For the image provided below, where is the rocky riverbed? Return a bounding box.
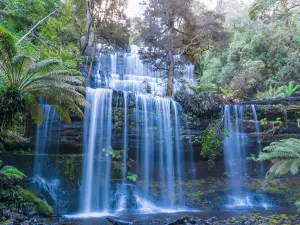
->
[32,208,298,225]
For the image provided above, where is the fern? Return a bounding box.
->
[256,86,285,100]
[0,26,88,124]
[282,81,300,97]
[258,139,300,179]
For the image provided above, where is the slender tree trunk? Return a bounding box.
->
[81,0,92,55]
[23,114,30,137]
[285,15,293,44]
[166,9,176,97]
[166,50,174,97]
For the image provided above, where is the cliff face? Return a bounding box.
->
[26,103,300,157]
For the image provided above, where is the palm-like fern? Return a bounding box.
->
[258,139,300,179]
[0,26,88,125]
[256,86,285,100]
[189,83,218,93]
[282,81,300,97]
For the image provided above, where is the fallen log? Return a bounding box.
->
[240,97,300,105]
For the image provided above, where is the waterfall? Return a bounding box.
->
[251,105,265,179]
[223,105,247,196]
[81,88,113,213]
[79,45,194,215]
[223,105,270,209]
[34,104,60,177]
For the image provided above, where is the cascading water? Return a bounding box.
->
[81,88,113,213]
[251,105,265,177]
[223,105,248,197]
[33,104,61,207]
[223,105,271,209]
[34,104,60,177]
[79,45,195,216]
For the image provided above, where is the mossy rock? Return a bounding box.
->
[0,187,53,216]
[19,189,53,216]
[0,166,26,180]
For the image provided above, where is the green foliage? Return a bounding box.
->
[256,86,285,100]
[102,147,122,159]
[257,138,300,179]
[200,127,223,168]
[126,172,138,182]
[189,83,218,94]
[0,165,26,181]
[60,156,77,180]
[281,81,300,97]
[0,26,88,127]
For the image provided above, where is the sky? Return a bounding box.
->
[126,0,253,18]
[126,0,219,18]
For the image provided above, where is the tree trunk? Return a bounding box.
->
[166,50,174,97]
[240,97,300,105]
[81,0,92,55]
[23,114,30,137]
[166,9,176,97]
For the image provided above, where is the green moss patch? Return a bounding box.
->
[0,187,53,216]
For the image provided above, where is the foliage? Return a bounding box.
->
[126,172,137,182]
[256,81,300,100]
[256,86,285,100]
[0,165,26,181]
[0,26,88,128]
[257,138,300,179]
[200,127,224,169]
[281,81,300,97]
[102,146,122,159]
[0,187,53,216]
[174,90,224,116]
[189,83,218,94]
[139,0,227,96]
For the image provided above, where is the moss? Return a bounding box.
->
[19,188,53,216]
[0,219,13,225]
[192,191,204,197]
[0,187,53,216]
[0,165,26,180]
[264,186,283,194]
[59,156,77,180]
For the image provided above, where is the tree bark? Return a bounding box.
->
[80,0,92,55]
[23,114,30,137]
[166,50,174,96]
[240,97,300,105]
[166,9,176,97]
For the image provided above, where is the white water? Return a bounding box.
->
[81,88,113,213]
[79,45,195,216]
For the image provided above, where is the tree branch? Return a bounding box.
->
[16,7,61,46]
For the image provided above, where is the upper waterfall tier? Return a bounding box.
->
[89,45,195,95]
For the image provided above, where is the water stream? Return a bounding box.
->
[79,45,195,215]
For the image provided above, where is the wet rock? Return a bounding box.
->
[106,217,134,225]
[23,208,37,218]
[0,206,10,219]
[10,212,27,223]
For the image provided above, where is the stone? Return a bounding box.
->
[23,208,37,218]
[106,217,134,225]
[0,206,11,219]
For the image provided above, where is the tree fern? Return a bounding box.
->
[258,139,300,179]
[0,26,88,126]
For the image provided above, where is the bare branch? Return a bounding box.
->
[17,7,62,45]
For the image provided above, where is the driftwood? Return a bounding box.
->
[106,218,133,225]
[240,97,300,105]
